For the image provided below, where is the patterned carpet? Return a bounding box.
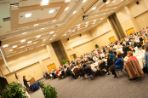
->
[30,73,148,98]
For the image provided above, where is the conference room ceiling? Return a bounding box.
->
[0,0,134,57]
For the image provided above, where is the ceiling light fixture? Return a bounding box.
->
[24,13,32,18]
[41,28,45,30]
[22,32,27,35]
[85,21,89,24]
[40,0,50,6]
[20,39,26,43]
[106,0,110,4]
[36,35,41,38]
[43,39,47,42]
[9,49,13,52]
[100,18,104,20]
[65,7,69,11]
[63,33,67,36]
[12,45,18,48]
[33,24,39,27]
[49,31,55,34]
[65,0,71,3]
[92,6,97,10]
[72,10,77,14]
[2,44,9,48]
[52,20,57,23]
[48,9,56,14]
[82,0,87,3]
[20,46,25,48]
[27,41,32,44]
[53,34,56,37]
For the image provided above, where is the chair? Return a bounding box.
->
[115,68,123,77]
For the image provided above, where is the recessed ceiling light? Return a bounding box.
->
[22,32,27,35]
[82,0,87,3]
[63,33,67,36]
[27,41,32,44]
[36,35,41,38]
[92,6,97,10]
[100,18,104,20]
[77,24,81,27]
[24,13,32,18]
[2,44,9,48]
[41,28,45,30]
[92,19,97,24]
[72,10,77,14]
[9,49,13,52]
[106,0,110,4]
[40,0,49,6]
[93,19,97,22]
[65,7,69,11]
[12,45,18,48]
[85,24,88,27]
[33,24,39,27]
[52,20,57,23]
[85,21,89,24]
[20,39,26,43]
[43,39,47,42]
[65,0,71,3]
[19,46,25,48]
[53,34,56,37]
[49,31,55,34]
[48,9,56,14]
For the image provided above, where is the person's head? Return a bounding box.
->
[23,76,26,79]
[127,51,133,57]
[117,52,122,58]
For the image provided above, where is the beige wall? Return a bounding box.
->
[116,0,148,32]
[0,44,60,83]
[62,20,117,58]
[116,8,135,34]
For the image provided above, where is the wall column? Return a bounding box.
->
[108,13,125,40]
[0,41,11,73]
[51,40,68,65]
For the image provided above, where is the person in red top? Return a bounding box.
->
[124,51,144,80]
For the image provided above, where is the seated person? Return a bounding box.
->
[124,51,144,80]
[43,72,50,79]
[49,69,57,79]
[71,65,80,79]
[56,67,65,79]
[110,53,124,78]
[115,53,124,70]
[82,63,94,78]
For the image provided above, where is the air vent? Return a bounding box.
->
[3,17,10,22]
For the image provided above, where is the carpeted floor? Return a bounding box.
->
[30,73,148,98]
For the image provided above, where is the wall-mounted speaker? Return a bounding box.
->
[79,34,82,37]
[102,0,107,3]
[67,38,69,41]
[136,1,140,5]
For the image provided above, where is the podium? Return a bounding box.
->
[29,78,40,91]
[29,78,35,85]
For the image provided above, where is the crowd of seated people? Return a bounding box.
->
[44,27,148,80]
